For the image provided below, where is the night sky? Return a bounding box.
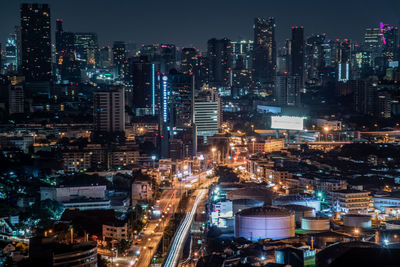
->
[1,0,400,50]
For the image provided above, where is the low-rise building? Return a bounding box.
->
[132,181,153,203]
[329,189,371,213]
[102,221,130,241]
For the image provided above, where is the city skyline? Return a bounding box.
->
[1,0,400,49]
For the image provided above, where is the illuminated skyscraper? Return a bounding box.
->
[291,26,305,86]
[55,19,80,82]
[159,71,195,158]
[112,41,127,80]
[231,40,253,70]
[194,89,221,139]
[3,33,18,73]
[127,56,156,116]
[20,3,51,82]
[207,38,232,88]
[305,34,326,86]
[99,46,112,69]
[181,48,197,74]
[74,32,98,69]
[252,17,276,88]
[160,44,176,73]
[380,23,398,63]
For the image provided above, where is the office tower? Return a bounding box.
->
[8,85,24,114]
[139,44,160,62]
[305,34,326,86]
[93,88,125,133]
[274,73,301,107]
[74,33,98,69]
[55,19,80,82]
[160,44,176,73]
[380,23,398,63]
[99,46,112,69]
[181,48,197,74]
[3,33,18,73]
[277,40,291,74]
[252,17,276,88]
[364,27,383,67]
[354,79,376,116]
[125,42,138,57]
[231,40,253,70]
[112,41,127,79]
[194,89,221,138]
[291,27,305,86]
[20,3,51,82]
[231,69,251,97]
[159,71,195,158]
[127,56,156,116]
[193,55,208,90]
[207,38,232,88]
[337,39,352,82]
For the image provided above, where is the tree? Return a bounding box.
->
[116,239,131,254]
[3,256,16,267]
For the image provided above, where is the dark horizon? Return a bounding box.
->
[1,0,400,50]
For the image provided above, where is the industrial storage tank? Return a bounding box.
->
[227,187,272,205]
[301,216,330,231]
[232,199,264,215]
[234,206,295,241]
[272,194,321,211]
[386,220,400,230]
[280,204,316,223]
[343,214,372,229]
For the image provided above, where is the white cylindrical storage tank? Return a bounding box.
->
[272,195,321,211]
[343,214,372,229]
[301,216,330,231]
[227,187,273,205]
[386,220,400,230]
[279,204,315,223]
[234,206,295,241]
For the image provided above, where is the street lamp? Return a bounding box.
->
[211,147,217,163]
[251,138,256,154]
[323,127,329,141]
[151,155,156,168]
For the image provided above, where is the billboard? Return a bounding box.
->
[271,116,305,131]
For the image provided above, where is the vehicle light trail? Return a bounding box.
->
[163,189,206,267]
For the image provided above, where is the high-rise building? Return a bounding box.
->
[3,33,18,73]
[252,17,276,88]
[274,73,301,107]
[20,3,51,82]
[194,89,221,138]
[99,46,112,69]
[380,23,398,63]
[93,88,125,133]
[207,38,232,88]
[159,71,195,158]
[305,34,326,86]
[55,19,80,82]
[181,48,197,74]
[160,44,176,73]
[127,56,156,116]
[74,33,98,69]
[112,41,127,80]
[231,40,253,70]
[193,54,208,90]
[364,27,383,67]
[291,27,305,86]
[337,39,352,81]
[8,85,24,114]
